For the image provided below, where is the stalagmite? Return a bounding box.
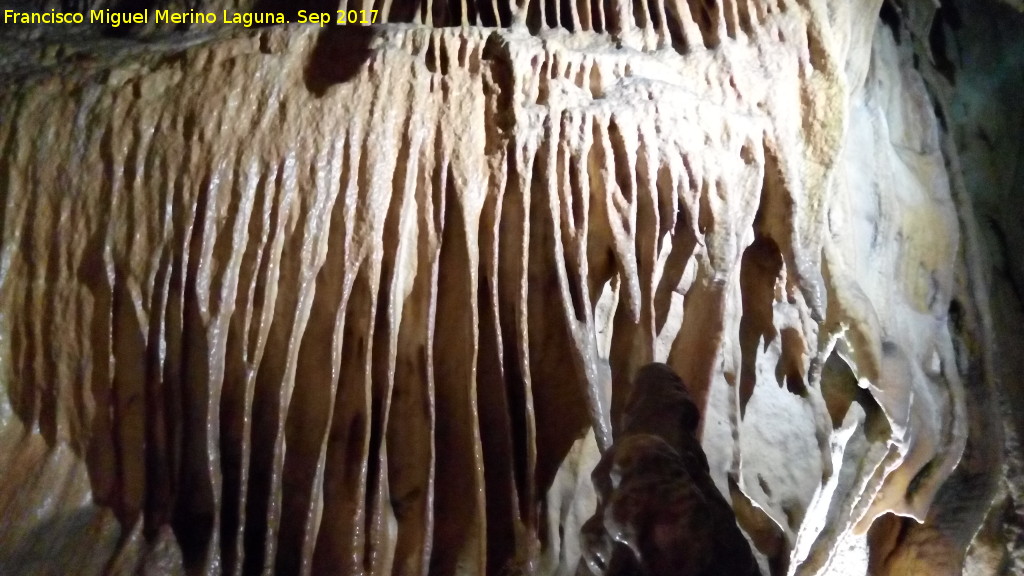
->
[0,0,1014,573]
[581,362,762,575]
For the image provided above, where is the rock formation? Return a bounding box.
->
[581,362,761,576]
[0,0,1017,573]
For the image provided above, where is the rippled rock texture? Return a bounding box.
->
[581,363,761,576]
[0,0,1003,573]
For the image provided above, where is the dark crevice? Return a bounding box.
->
[738,189,783,414]
[929,7,956,83]
[686,0,721,49]
[819,349,878,430]
[879,0,902,44]
[778,328,808,398]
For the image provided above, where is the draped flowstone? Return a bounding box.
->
[0,0,1000,573]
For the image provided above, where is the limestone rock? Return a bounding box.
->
[580,363,761,576]
[0,0,1004,573]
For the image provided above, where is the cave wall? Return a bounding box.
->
[0,0,1005,573]
[922,0,1024,572]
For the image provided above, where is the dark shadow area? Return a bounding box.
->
[582,363,763,576]
[738,229,782,415]
[928,2,960,83]
[878,0,901,44]
[303,24,378,97]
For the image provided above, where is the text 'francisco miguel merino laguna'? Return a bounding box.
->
[2,9,300,27]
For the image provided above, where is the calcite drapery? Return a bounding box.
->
[0,0,992,573]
